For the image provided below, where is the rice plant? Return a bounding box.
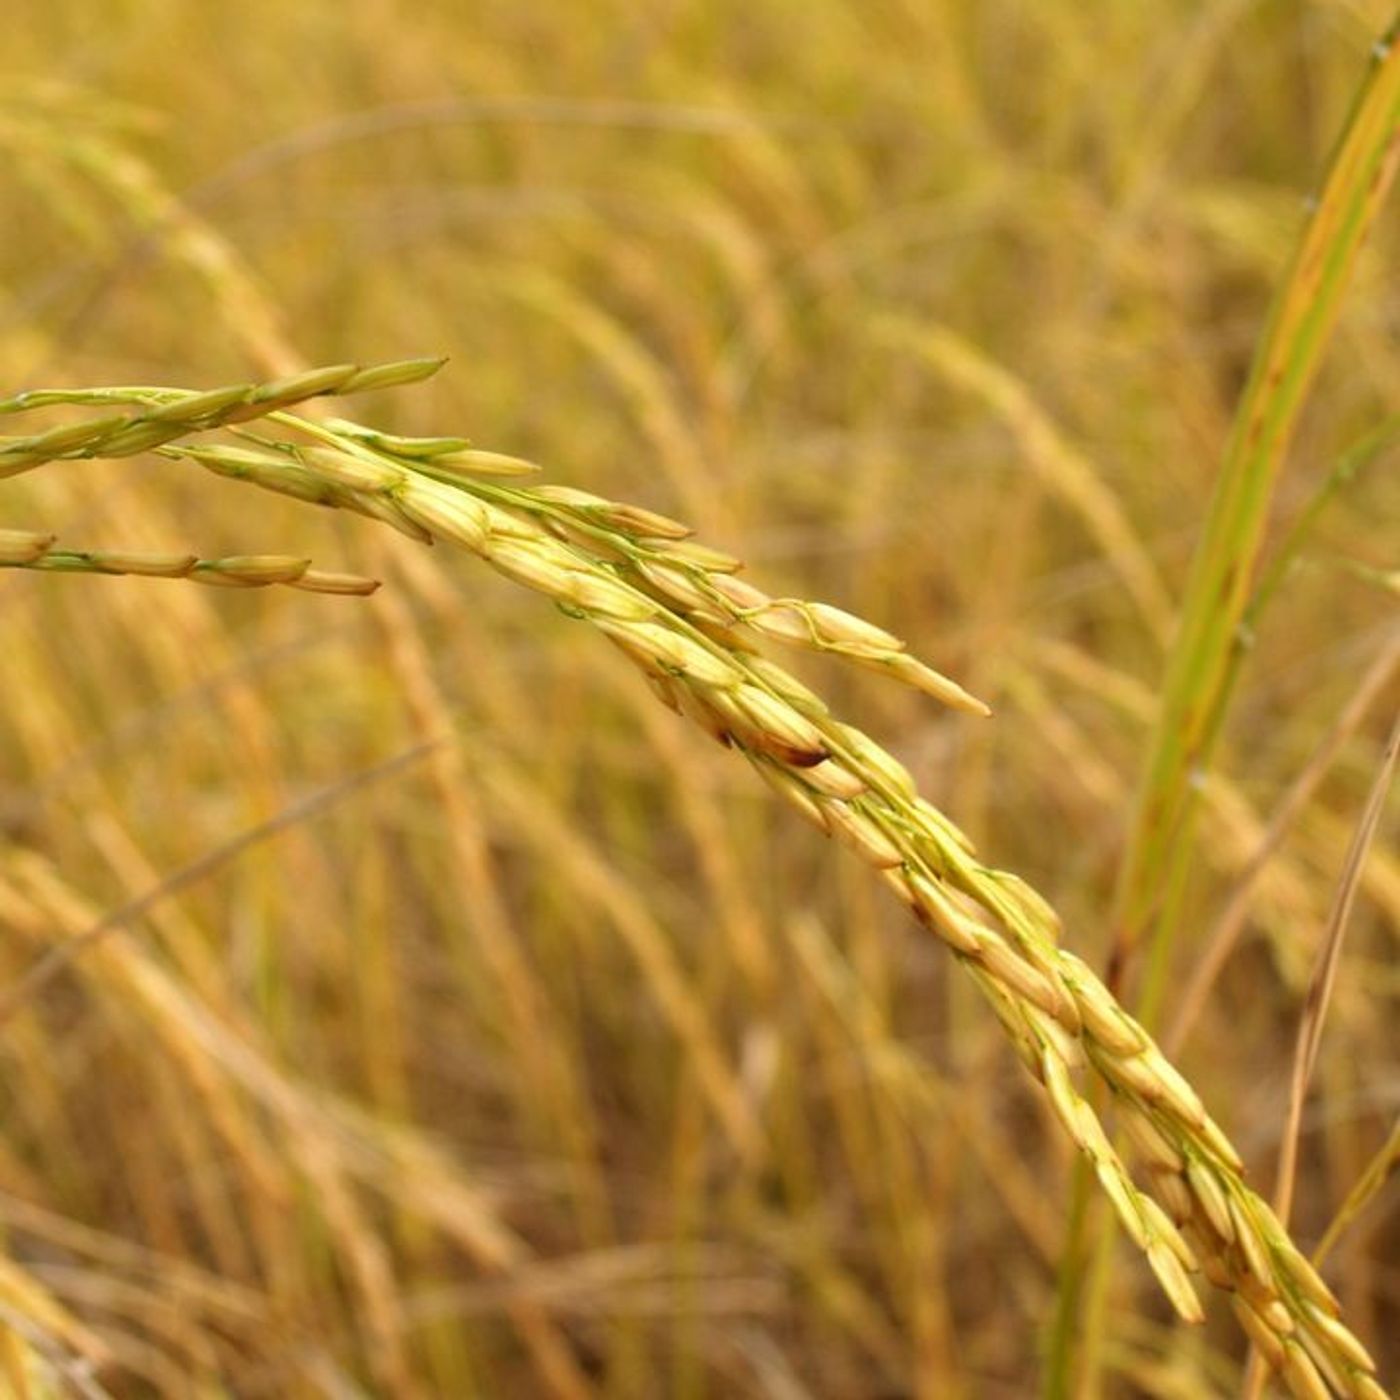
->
[2,3,1396,1397]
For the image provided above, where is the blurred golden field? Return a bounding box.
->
[1,2,1397,1396]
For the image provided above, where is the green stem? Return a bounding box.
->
[1114,20,1400,996]
[1049,18,1400,1394]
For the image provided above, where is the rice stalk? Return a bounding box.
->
[0,372,1385,1398]
[0,529,378,595]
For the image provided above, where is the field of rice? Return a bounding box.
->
[1,3,1397,1396]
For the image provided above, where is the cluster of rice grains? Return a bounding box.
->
[0,363,1383,1400]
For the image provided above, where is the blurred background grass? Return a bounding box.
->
[0,1,1396,1395]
